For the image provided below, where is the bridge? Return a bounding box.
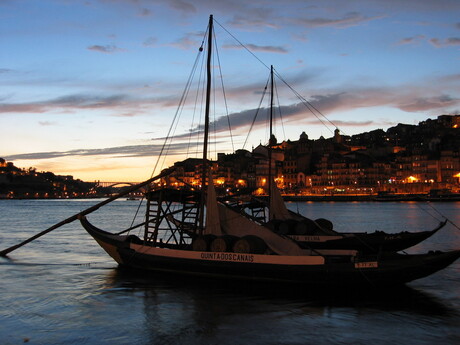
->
[94,181,149,195]
[96,181,141,188]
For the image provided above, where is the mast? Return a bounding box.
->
[268,65,274,218]
[199,14,213,232]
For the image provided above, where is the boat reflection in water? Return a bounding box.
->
[104,267,457,345]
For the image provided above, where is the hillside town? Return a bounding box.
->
[1,114,459,199]
[0,159,100,199]
[161,114,460,198]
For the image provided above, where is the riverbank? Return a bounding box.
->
[281,194,460,202]
[2,194,460,202]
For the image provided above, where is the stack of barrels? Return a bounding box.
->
[192,234,267,254]
[191,217,334,254]
[266,217,334,235]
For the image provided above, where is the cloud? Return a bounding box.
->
[429,37,460,47]
[222,43,288,54]
[226,9,279,30]
[4,141,190,161]
[396,35,460,48]
[0,103,48,114]
[143,37,158,47]
[5,84,459,163]
[38,121,57,126]
[170,98,347,140]
[139,8,152,16]
[169,31,205,50]
[292,33,309,42]
[438,74,460,83]
[168,0,196,14]
[293,12,385,29]
[328,119,373,127]
[399,95,459,112]
[2,66,459,124]
[3,136,228,163]
[0,94,134,114]
[396,35,425,45]
[87,45,127,53]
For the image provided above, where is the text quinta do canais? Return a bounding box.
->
[200,252,254,262]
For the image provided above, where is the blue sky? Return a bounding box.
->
[1,0,459,181]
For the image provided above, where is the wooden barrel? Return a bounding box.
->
[294,220,308,235]
[233,235,267,254]
[125,234,143,244]
[265,219,282,232]
[210,235,238,252]
[191,234,216,251]
[295,218,317,235]
[278,219,297,235]
[315,218,334,231]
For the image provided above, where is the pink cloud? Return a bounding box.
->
[429,37,460,47]
[87,45,127,54]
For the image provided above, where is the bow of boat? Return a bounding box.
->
[79,215,140,264]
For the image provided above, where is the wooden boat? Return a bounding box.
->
[80,213,460,287]
[80,15,460,287]
[227,157,445,253]
[288,223,446,253]
[236,189,447,253]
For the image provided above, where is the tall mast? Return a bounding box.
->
[199,14,213,231]
[268,65,274,218]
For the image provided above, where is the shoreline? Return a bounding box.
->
[272,194,460,202]
[2,194,460,202]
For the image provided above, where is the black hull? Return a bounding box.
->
[294,222,445,253]
[117,247,460,287]
[80,216,460,288]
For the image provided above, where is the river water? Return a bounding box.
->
[1,199,459,345]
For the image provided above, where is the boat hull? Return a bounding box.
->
[290,225,443,253]
[116,246,460,287]
[81,216,460,287]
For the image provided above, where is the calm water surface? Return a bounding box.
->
[1,199,460,345]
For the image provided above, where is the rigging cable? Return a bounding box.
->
[242,75,270,150]
[273,76,287,141]
[186,41,206,159]
[216,19,346,146]
[216,16,344,137]
[154,18,347,177]
[273,69,339,136]
[214,32,235,153]
[214,18,270,71]
[420,202,460,232]
[150,45,204,179]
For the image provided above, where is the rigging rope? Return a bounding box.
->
[273,77,287,141]
[242,75,270,150]
[187,41,206,159]
[215,18,344,138]
[150,46,204,179]
[214,33,235,153]
[153,18,348,172]
[273,69,339,136]
[421,202,460,232]
[214,18,270,71]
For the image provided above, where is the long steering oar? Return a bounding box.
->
[0,169,172,257]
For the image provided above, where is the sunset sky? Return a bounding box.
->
[1,0,459,182]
